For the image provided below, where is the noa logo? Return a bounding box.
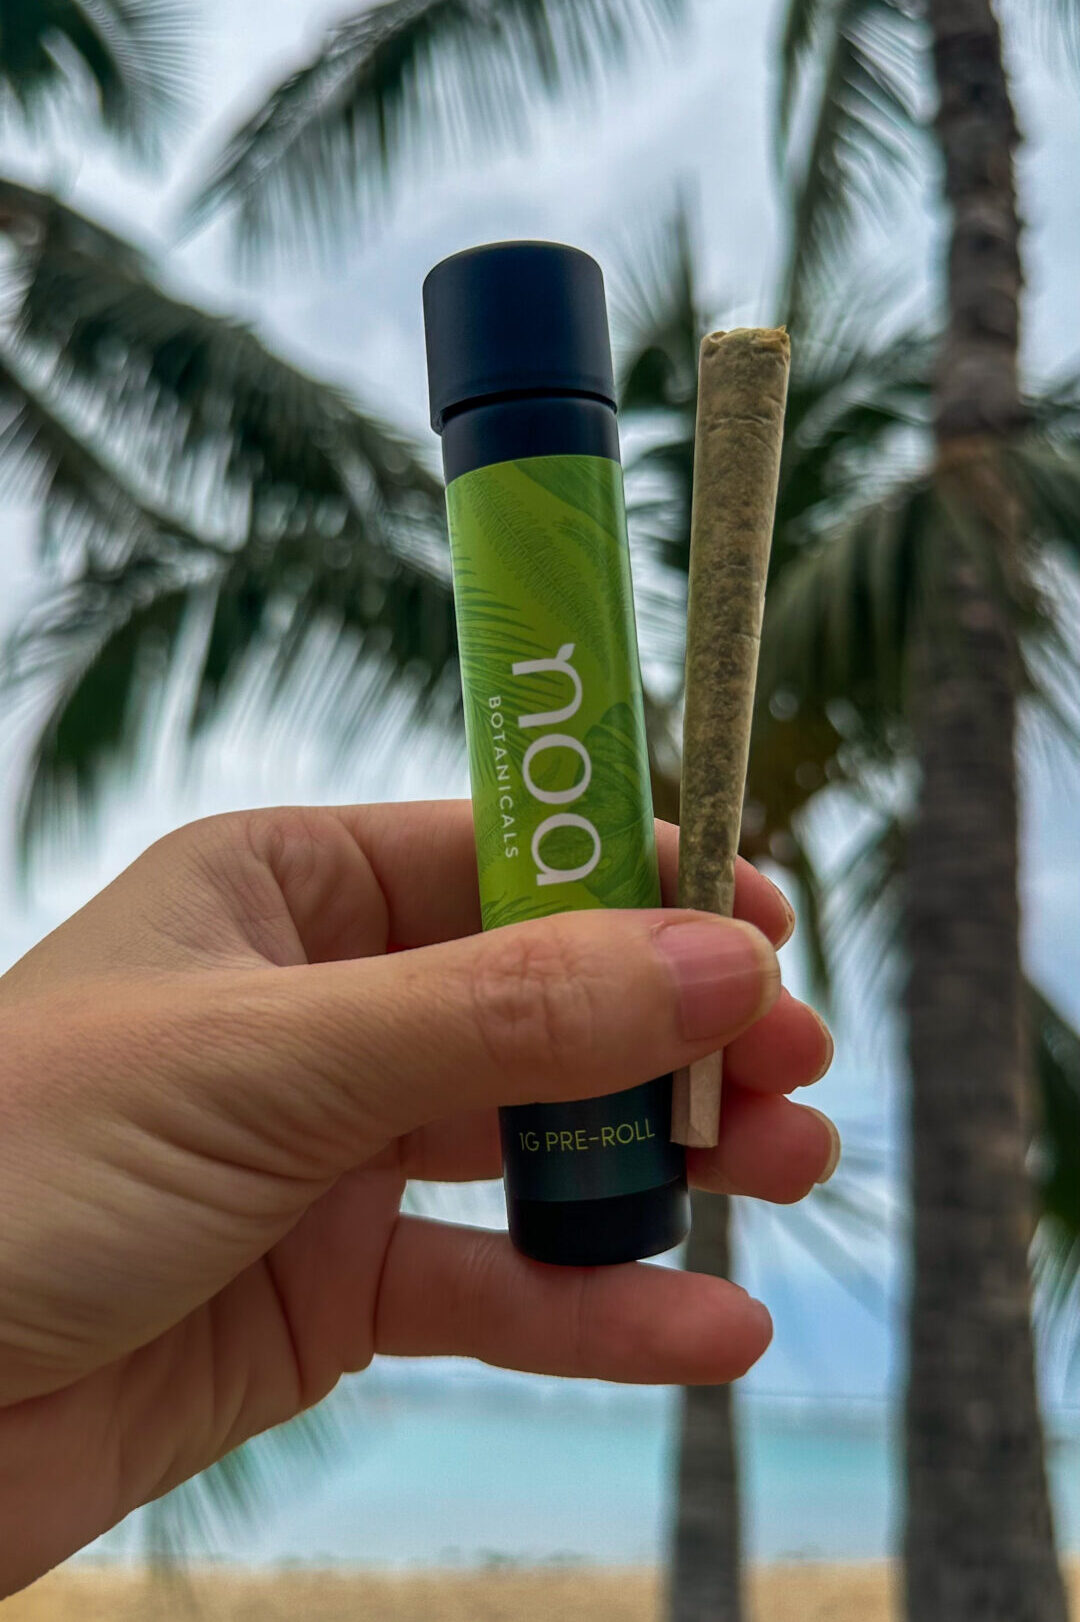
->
[513,643,601,887]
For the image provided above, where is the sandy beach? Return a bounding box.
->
[9,1562,1080,1620]
[0,1564,901,1622]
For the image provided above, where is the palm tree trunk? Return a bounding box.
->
[903,5,1067,1619]
[668,1192,744,1622]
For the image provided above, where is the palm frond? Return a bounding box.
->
[966,414,1080,768]
[775,314,931,567]
[740,1150,893,1319]
[0,184,459,855]
[778,825,833,1002]
[1010,427,1080,573]
[761,480,929,734]
[1029,985,1080,1377]
[776,0,837,150]
[0,347,213,841]
[0,0,188,150]
[0,330,219,564]
[1031,986,1080,1243]
[1022,0,1080,74]
[613,195,703,587]
[776,0,926,316]
[10,561,194,853]
[186,0,688,254]
[757,306,934,753]
[767,302,929,690]
[3,183,446,530]
[141,1401,351,1562]
[1022,630,1080,771]
[611,194,702,418]
[611,195,934,881]
[6,446,457,856]
[778,1189,891,1317]
[761,786,908,1036]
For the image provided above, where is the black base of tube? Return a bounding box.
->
[507,1175,691,1267]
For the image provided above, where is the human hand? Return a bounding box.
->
[0,801,835,1591]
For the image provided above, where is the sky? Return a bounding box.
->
[2,0,1080,1413]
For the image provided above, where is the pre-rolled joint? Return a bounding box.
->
[673,325,792,1147]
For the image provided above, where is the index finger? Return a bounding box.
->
[320,800,794,953]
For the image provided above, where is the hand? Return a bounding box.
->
[0,801,835,1592]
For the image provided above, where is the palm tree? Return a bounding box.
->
[905,9,1063,1613]
[6,3,705,852]
[612,213,935,1622]
[615,196,1080,1619]
[183,0,692,252]
[3,176,460,845]
[0,37,459,851]
[778,1,1080,1613]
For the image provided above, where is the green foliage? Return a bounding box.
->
[776,0,1080,314]
[615,200,933,826]
[612,193,1080,1353]
[609,199,701,595]
[776,0,926,314]
[139,1401,351,1561]
[7,181,445,520]
[188,0,689,254]
[1031,988,1080,1249]
[1026,0,1080,71]
[0,182,457,853]
[1031,987,1080,1360]
[0,0,187,148]
[613,199,701,422]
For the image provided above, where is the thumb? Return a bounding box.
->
[177,909,781,1169]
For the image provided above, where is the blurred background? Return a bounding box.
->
[2,1,1080,1619]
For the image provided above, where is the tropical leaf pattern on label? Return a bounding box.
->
[581,701,661,910]
[447,454,660,930]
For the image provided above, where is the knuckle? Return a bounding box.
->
[151,807,323,873]
[141,812,264,896]
[239,806,330,874]
[469,923,600,1075]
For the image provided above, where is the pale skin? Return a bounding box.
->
[0,801,837,1595]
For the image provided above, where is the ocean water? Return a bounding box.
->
[91,1363,1080,1569]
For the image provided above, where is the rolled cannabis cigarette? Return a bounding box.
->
[672,327,791,1148]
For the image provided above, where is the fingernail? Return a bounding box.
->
[775,888,796,947]
[653,918,779,1042]
[749,1296,774,1342]
[805,1107,842,1184]
[729,1282,774,1342]
[804,1009,835,1085]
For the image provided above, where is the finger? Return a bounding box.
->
[399,1110,503,1182]
[723,989,833,1094]
[688,1091,841,1203]
[400,1081,841,1201]
[161,909,781,1169]
[186,802,796,966]
[374,1217,772,1384]
[396,989,831,1183]
[626,820,795,946]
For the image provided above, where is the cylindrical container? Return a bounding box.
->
[423,240,689,1266]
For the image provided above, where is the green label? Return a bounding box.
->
[447,453,683,1203]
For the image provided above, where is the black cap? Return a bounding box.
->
[423,241,616,434]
